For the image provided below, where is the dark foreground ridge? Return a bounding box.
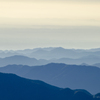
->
[0,72,99,100]
[0,63,100,94]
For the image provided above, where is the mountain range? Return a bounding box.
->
[0,72,99,100]
[0,63,100,94]
[0,55,47,67]
[0,55,100,67]
[1,47,100,60]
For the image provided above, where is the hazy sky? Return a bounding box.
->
[0,0,100,50]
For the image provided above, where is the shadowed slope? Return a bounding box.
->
[0,72,97,100]
[0,63,100,94]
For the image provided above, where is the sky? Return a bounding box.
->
[0,0,100,50]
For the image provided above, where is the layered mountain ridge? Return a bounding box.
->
[0,55,100,67]
[0,63,100,94]
[0,72,99,100]
[1,47,100,60]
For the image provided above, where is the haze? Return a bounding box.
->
[0,0,100,50]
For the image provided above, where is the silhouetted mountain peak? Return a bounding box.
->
[5,55,36,60]
[95,93,100,98]
[72,91,93,100]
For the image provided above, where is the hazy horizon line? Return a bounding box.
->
[0,46,100,51]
